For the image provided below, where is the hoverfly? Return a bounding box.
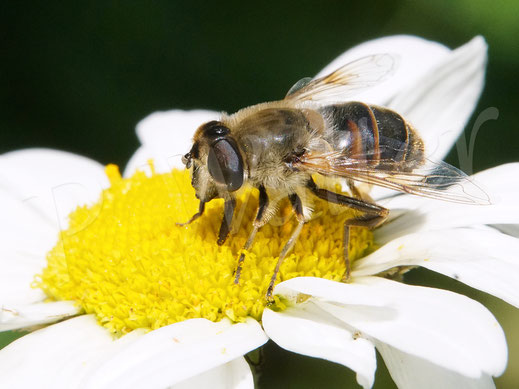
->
[179,54,489,298]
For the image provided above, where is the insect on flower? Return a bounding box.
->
[179,54,490,298]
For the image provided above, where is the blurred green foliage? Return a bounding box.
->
[1,1,518,388]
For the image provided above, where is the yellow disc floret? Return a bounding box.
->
[36,165,375,335]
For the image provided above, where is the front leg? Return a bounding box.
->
[176,201,206,226]
[217,197,236,245]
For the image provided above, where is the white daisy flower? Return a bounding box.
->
[1,35,517,389]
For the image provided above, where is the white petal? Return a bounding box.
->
[0,250,47,304]
[389,36,487,162]
[316,35,450,106]
[123,145,155,177]
[354,228,519,308]
[82,318,267,389]
[133,110,219,172]
[0,317,258,389]
[0,187,56,255]
[274,276,507,378]
[0,191,54,305]
[0,315,114,388]
[0,301,79,331]
[376,163,519,241]
[0,149,109,307]
[0,149,109,231]
[172,357,253,389]
[377,342,496,389]
[263,302,376,389]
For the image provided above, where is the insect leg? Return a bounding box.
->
[234,185,269,284]
[347,179,375,203]
[176,201,206,226]
[266,193,305,300]
[217,197,236,245]
[307,178,388,281]
[347,179,363,199]
[307,178,386,215]
[342,213,387,281]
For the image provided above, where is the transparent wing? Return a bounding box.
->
[285,54,398,105]
[298,150,491,205]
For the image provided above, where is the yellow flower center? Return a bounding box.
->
[36,165,375,336]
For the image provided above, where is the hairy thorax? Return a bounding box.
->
[224,104,316,192]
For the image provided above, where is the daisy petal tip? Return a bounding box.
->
[461,34,488,70]
[470,34,488,53]
[0,301,80,332]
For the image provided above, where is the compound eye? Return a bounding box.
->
[202,121,230,139]
[207,139,244,192]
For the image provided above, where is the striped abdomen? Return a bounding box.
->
[320,102,425,171]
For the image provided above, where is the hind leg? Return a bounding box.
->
[307,178,388,281]
[342,212,388,281]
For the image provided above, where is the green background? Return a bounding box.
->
[1,1,518,388]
